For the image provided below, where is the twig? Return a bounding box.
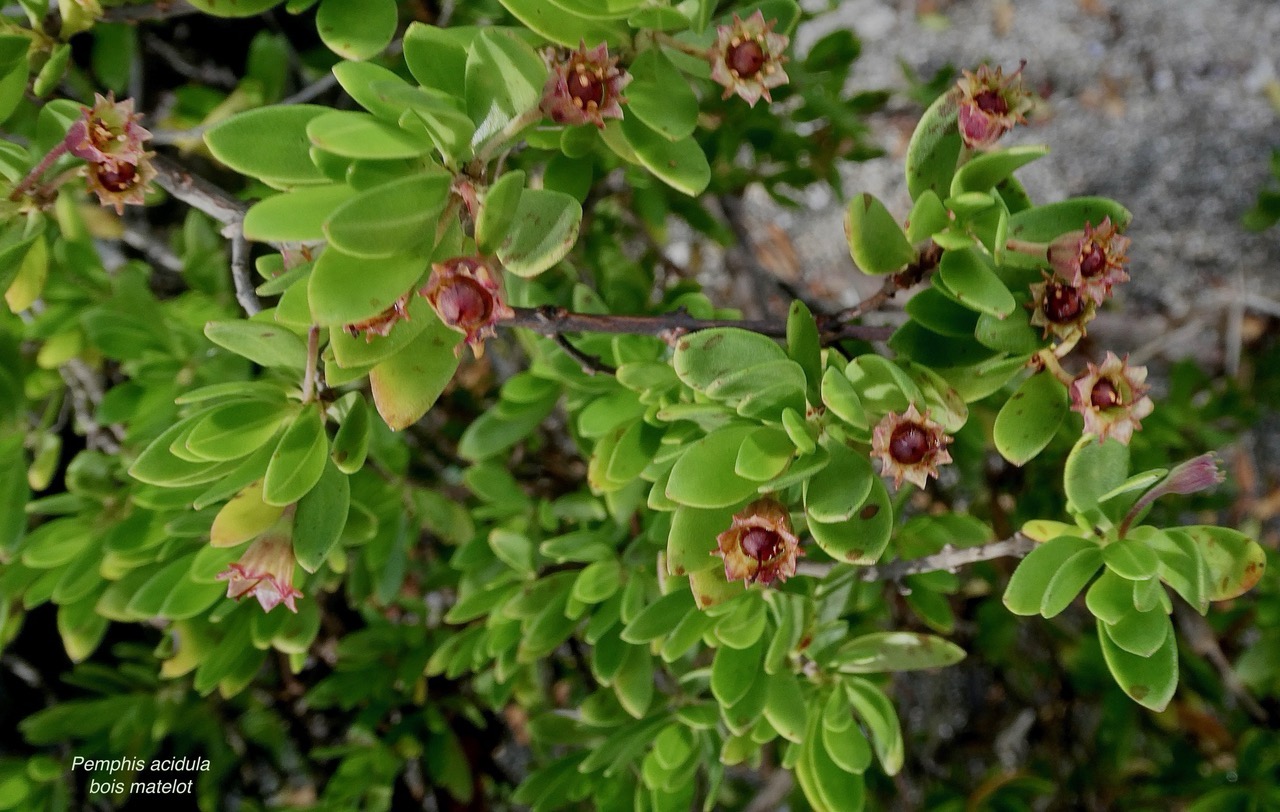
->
[120,222,183,273]
[58,360,124,453]
[150,153,248,230]
[101,0,203,22]
[504,305,892,345]
[796,534,1037,582]
[551,334,615,376]
[302,326,320,403]
[143,35,237,88]
[743,770,793,812]
[1174,604,1269,722]
[229,231,261,315]
[280,73,339,106]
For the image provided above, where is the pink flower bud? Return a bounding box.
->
[714,498,803,586]
[419,256,513,358]
[1068,352,1154,445]
[709,11,790,107]
[956,62,1033,150]
[1046,217,1131,304]
[871,403,953,490]
[540,42,631,129]
[64,93,152,168]
[217,532,303,613]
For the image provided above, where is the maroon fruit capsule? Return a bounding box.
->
[872,404,953,490]
[710,11,790,107]
[714,498,802,586]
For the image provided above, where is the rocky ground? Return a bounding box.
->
[739,0,1280,367]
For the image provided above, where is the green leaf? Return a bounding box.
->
[243,185,356,243]
[496,0,629,46]
[905,90,961,200]
[293,460,350,572]
[1040,546,1103,618]
[787,300,822,404]
[843,354,922,417]
[1103,540,1160,581]
[711,637,764,707]
[804,443,874,524]
[820,367,868,430]
[1104,606,1171,658]
[1003,535,1098,616]
[1179,525,1266,601]
[1064,436,1130,517]
[844,677,904,775]
[1007,197,1133,242]
[188,0,281,16]
[331,395,370,474]
[950,145,1050,197]
[402,23,470,97]
[734,426,795,482]
[186,400,291,462]
[808,475,892,565]
[204,320,308,369]
[1085,569,1136,625]
[937,248,1015,318]
[465,29,546,140]
[308,248,427,328]
[368,316,462,430]
[204,105,331,188]
[822,709,872,775]
[263,408,329,506]
[993,372,1067,466]
[905,190,948,243]
[1097,617,1178,711]
[308,111,437,159]
[614,645,655,718]
[763,671,807,744]
[665,425,759,508]
[621,589,695,643]
[667,505,734,576]
[619,114,711,196]
[373,83,476,160]
[831,632,965,673]
[974,307,1041,355]
[674,329,786,392]
[316,0,396,61]
[210,481,282,547]
[323,171,452,258]
[845,193,914,275]
[497,189,581,277]
[626,47,698,140]
[1135,527,1208,614]
[572,559,622,604]
[476,170,526,254]
[904,286,979,338]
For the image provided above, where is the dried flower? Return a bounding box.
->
[956,61,1033,150]
[1028,272,1096,341]
[714,498,803,586]
[64,93,152,168]
[83,155,156,214]
[540,42,630,128]
[217,532,302,613]
[871,404,954,489]
[709,11,790,107]
[1069,351,1154,445]
[344,293,412,342]
[419,256,513,358]
[1047,218,1131,304]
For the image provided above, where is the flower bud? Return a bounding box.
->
[1047,217,1131,304]
[64,93,151,168]
[419,256,513,358]
[1028,272,1096,342]
[1068,351,1154,445]
[709,11,790,107]
[714,498,802,586]
[956,62,1033,150]
[871,404,953,490]
[344,293,412,343]
[83,155,156,214]
[217,532,303,613]
[540,42,631,129]
[1119,452,1225,535]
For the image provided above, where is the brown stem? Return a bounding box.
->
[796,533,1036,582]
[150,153,249,228]
[302,326,320,404]
[502,305,893,345]
[9,142,68,202]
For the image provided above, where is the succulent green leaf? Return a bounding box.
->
[1097,617,1178,711]
[619,114,710,196]
[497,0,629,46]
[950,145,1050,197]
[1064,436,1130,517]
[308,248,427,328]
[711,636,764,707]
[735,426,795,482]
[832,632,966,674]
[666,425,759,509]
[667,505,734,576]
[1007,197,1133,242]
[204,320,308,369]
[497,188,581,277]
[1085,569,1136,625]
[476,170,526,253]
[368,318,462,430]
[316,0,396,61]
[844,677,904,775]
[763,671,808,744]
[1179,525,1266,601]
[993,372,1067,466]
[905,90,961,200]
[905,190,949,243]
[307,110,437,159]
[204,105,331,187]
[1135,527,1209,614]
[465,29,546,140]
[1040,546,1103,618]
[845,193,914,275]
[293,460,350,572]
[1103,539,1161,581]
[937,248,1015,318]
[323,171,451,258]
[804,443,874,524]
[626,47,698,141]
[808,475,892,565]
[243,185,356,243]
[1004,535,1098,616]
[1104,606,1172,658]
[263,408,328,506]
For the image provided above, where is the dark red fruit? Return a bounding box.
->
[568,67,605,109]
[974,89,1009,115]
[741,528,784,562]
[97,162,137,192]
[1090,379,1121,409]
[435,277,492,326]
[1079,244,1106,278]
[1043,283,1083,322]
[889,423,931,465]
[727,40,767,79]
